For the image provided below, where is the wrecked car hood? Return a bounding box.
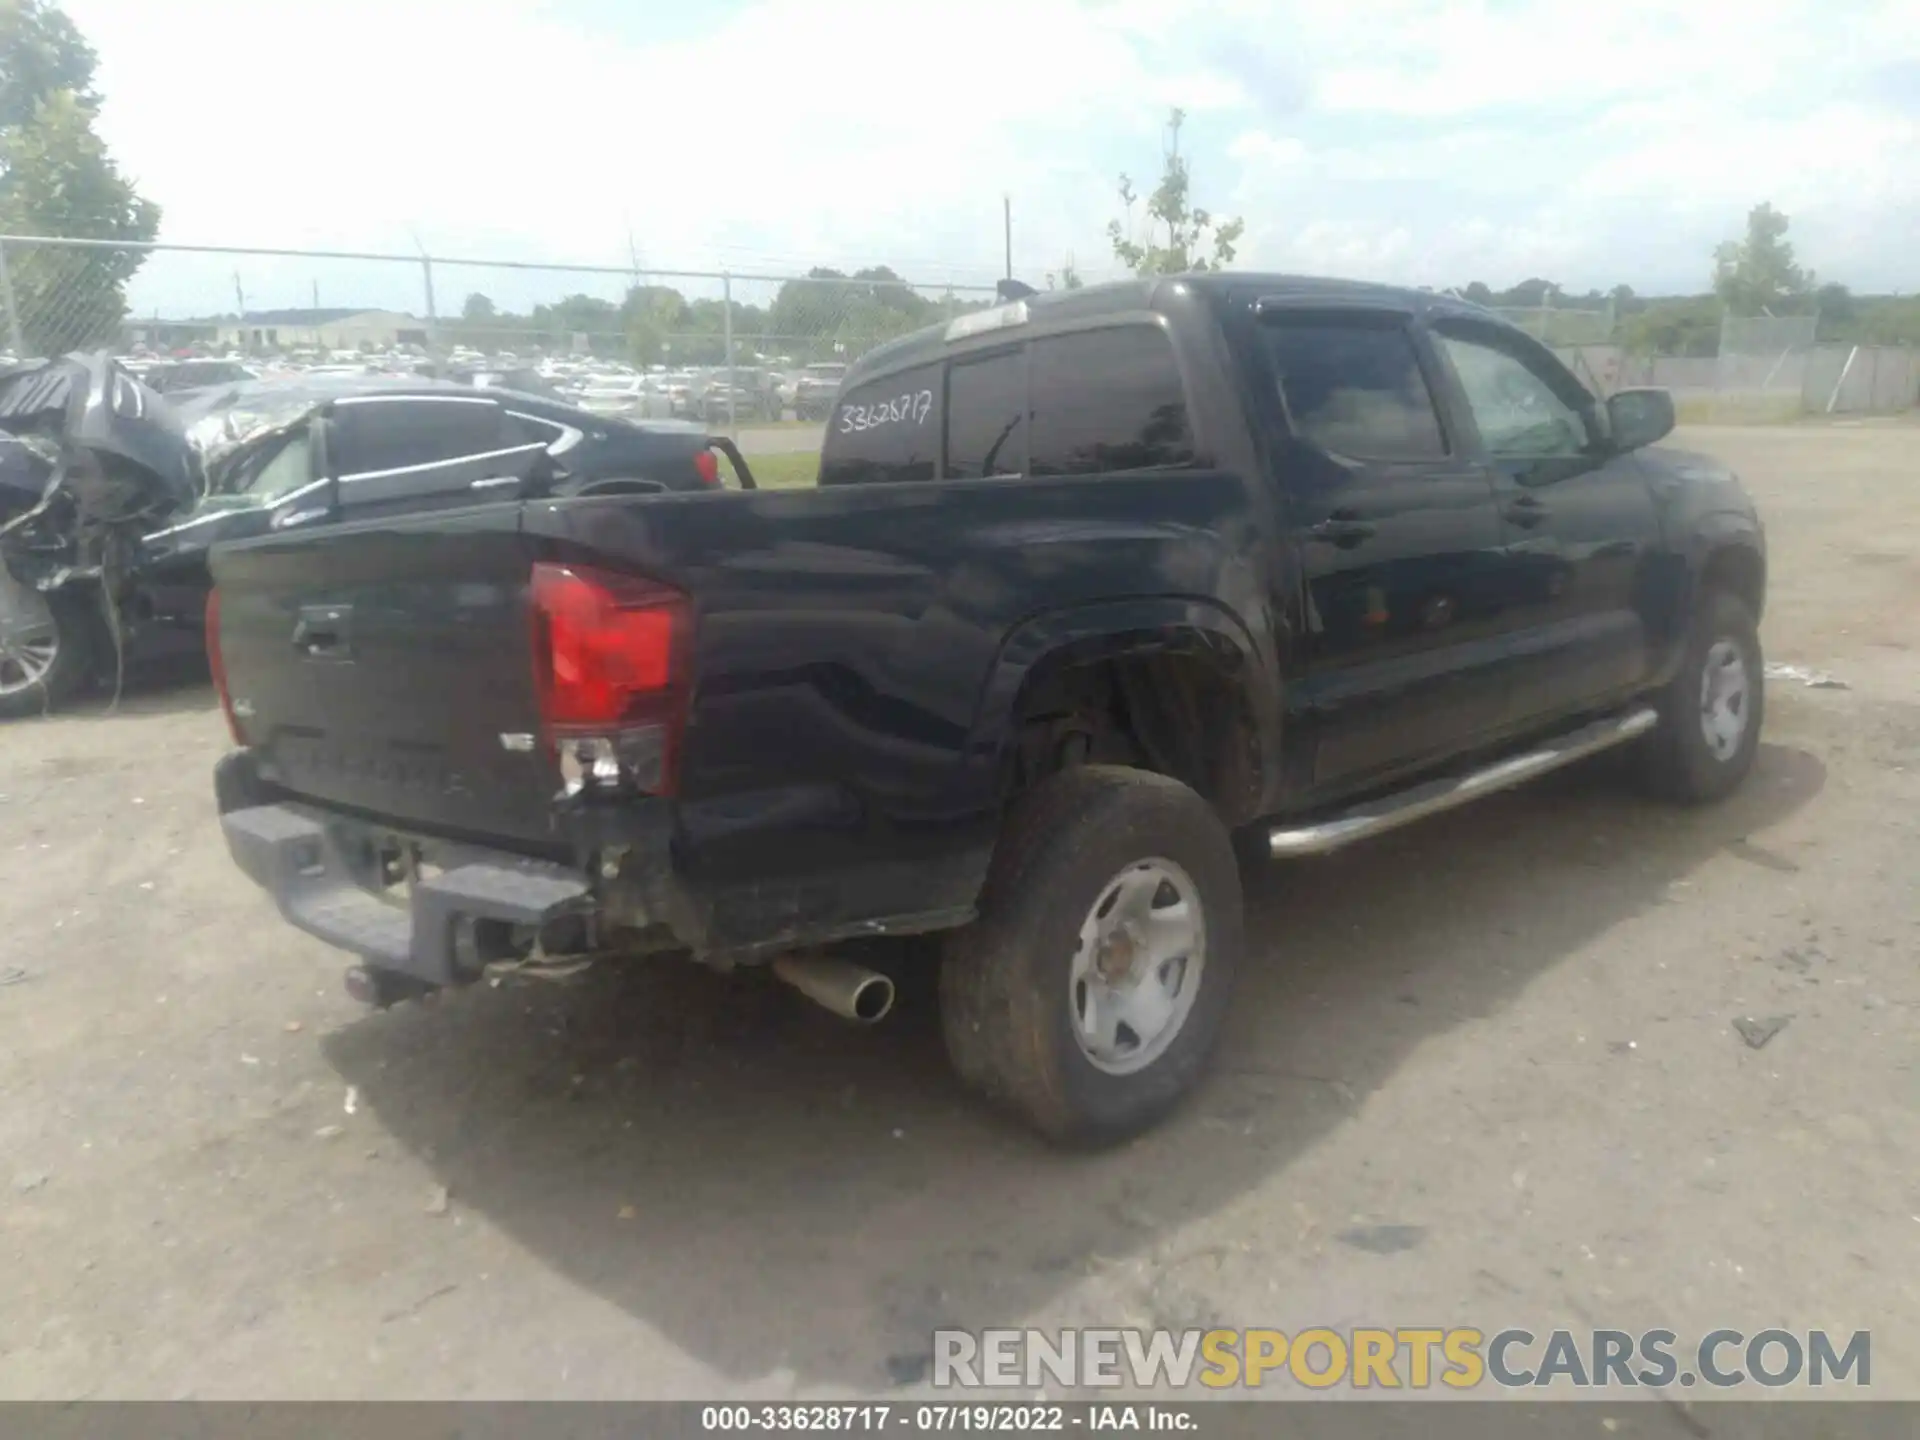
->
[0,353,195,514]
[0,353,196,592]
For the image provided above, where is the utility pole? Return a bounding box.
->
[312,279,319,311]
[233,271,247,354]
[1003,195,1012,281]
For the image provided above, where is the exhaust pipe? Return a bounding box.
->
[343,964,434,1009]
[772,954,895,1024]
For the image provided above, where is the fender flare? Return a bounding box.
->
[961,595,1281,821]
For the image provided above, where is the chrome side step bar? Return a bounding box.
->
[1268,707,1659,859]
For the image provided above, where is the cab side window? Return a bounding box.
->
[1027,327,1194,476]
[1261,316,1448,460]
[1433,327,1593,459]
[944,348,1027,480]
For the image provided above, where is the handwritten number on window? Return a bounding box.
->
[838,389,934,433]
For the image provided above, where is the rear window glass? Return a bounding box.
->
[819,363,941,485]
[945,348,1027,480]
[1261,318,1447,460]
[1028,327,1194,475]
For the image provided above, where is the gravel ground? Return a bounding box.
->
[1,423,1916,1400]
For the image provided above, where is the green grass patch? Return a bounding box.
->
[732,449,819,490]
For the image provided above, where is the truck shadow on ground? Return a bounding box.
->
[324,742,1823,1392]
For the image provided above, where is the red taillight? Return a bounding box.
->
[205,587,243,744]
[693,447,720,488]
[529,562,691,795]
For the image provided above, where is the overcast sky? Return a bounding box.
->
[59,0,1920,318]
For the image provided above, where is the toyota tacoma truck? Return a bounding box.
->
[207,274,1766,1144]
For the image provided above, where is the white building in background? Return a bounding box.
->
[211,308,431,352]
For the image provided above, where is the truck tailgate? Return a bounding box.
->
[210,505,561,848]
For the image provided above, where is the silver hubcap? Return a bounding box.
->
[1699,638,1751,762]
[0,571,59,696]
[1069,858,1206,1076]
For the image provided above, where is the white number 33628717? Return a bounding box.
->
[838,389,933,434]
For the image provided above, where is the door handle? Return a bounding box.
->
[292,605,353,660]
[1308,516,1377,548]
[1503,495,1550,528]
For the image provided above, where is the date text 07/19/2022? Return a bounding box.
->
[700,1403,1194,1432]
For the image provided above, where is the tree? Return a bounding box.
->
[461,291,496,321]
[1712,202,1812,316]
[1814,281,1855,333]
[0,0,94,128]
[1461,281,1495,306]
[0,1,159,355]
[766,265,936,361]
[1492,277,1561,309]
[621,282,687,366]
[1617,294,1722,358]
[1107,109,1244,276]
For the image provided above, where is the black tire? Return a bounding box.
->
[0,585,98,719]
[939,765,1243,1145]
[1639,588,1764,804]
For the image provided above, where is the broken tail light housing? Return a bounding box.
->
[529,561,692,797]
[205,587,244,744]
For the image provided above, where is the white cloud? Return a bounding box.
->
[54,0,1920,313]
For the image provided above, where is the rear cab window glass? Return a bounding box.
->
[1261,317,1447,460]
[819,363,942,485]
[1029,326,1194,476]
[330,396,510,476]
[945,348,1027,479]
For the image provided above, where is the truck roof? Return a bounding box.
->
[845,271,1503,388]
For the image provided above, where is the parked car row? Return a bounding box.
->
[114,345,855,428]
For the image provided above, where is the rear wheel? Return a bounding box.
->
[0,575,95,719]
[939,766,1242,1145]
[1639,588,1763,804]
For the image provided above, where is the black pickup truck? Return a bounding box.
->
[208,273,1766,1144]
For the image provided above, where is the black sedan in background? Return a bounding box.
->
[1,370,750,716]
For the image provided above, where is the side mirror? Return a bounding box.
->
[1607,388,1674,452]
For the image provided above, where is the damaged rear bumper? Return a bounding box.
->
[216,755,592,987]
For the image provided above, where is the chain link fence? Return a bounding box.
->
[1710,314,1821,422]
[0,235,1000,435]
[0,234,1912,428]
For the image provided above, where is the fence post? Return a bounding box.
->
[1825,345,1860,415]
[420,255,439,369]
[0,240,25,357]
[722,269,736,438]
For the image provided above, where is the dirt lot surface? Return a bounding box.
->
[2,424,1916,1401]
